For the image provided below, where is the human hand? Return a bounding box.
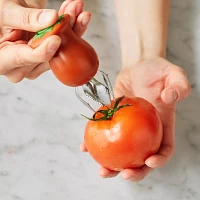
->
[0,0,91,82]
[80,57,191,181]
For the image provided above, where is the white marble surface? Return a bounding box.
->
[0,0,200,199]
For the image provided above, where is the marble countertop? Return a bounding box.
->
[0,0,200,199]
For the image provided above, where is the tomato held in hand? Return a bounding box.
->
[84,96,163,171]
[31,14,99,87]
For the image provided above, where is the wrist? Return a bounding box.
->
[115,0,170,68]
[120,29,167,68]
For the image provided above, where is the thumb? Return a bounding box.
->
[161,68,191,104]
[2,1,58,32]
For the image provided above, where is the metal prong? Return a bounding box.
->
[75,70,114,110]
[75,87,96,112]
[82,79,103,105]
[99,70,115,100]
[83,78,111,105]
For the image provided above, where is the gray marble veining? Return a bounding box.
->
[0,0,200,199]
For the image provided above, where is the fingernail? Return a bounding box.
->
[39,10,55,24]
[47,40,61,52]
[76,3,84,15]
[81,16,91,27]
[165,89,178,103]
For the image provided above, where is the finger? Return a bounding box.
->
[5,65,35,83]
[62,0,84,27]
[0,35,61,74]
[27,35,61,62]
[79,142,88,152]
[161,67,191,104]
[2,1,58,32]
[73,12,91,37]
[145,106,175,168]
[25,62,50,80]
[145,144,174,168]
[59,0,73,15]
[98,167,120,178]
[0,28,23,43]
[5,61,50,83]
[121,166,153,182]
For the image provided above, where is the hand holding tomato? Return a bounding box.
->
[81,57,191,181]
[84,96,163,171]
[0,0,90,82]
[30,13,99,87]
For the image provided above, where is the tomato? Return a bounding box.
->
[84,96,163,171]
[31,14,99,87]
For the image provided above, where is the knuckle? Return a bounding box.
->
[42,53,54,63]
[40,54,50,62]
[174,66,188,77]
[14,51,29,66]
[21,9,32,30]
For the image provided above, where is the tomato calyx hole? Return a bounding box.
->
[33,15,64,39]
[82,96,131,121]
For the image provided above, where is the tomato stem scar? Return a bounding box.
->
[82,96,131,121]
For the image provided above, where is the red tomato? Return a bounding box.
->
[84,96,163,171]
[31,14,99,87]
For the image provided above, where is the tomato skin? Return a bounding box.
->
[84,97,163,171]
[31,14,99,87]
